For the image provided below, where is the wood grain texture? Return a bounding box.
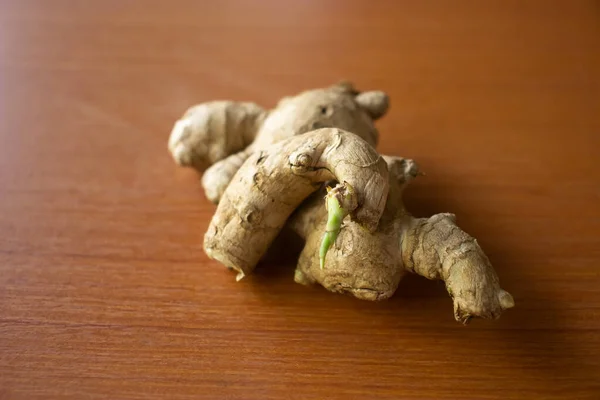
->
[1,1,599,399]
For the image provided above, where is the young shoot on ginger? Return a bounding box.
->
[319,183,356,269]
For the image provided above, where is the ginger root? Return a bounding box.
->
[168,83,514,323]
[204,128,389,280]
[290,156,514,323]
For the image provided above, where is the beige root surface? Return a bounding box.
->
[168,101,265,170]
[289,156,417,300]
[168,83,514,323]
[204,128,389,280]
[290,156,514,323]
[401,213,515,322]
[201,149,253,204]
[168,83,389,205]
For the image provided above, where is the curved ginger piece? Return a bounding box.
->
[204,128,389,280]
[168,101,266,170]
[290,156,514,323]
[168,83,389,204]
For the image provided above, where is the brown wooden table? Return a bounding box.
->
[1,1,599,399]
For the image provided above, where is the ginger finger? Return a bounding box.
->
[292,154,514,323]
[400,213,515,323]
[204,128,389,279]
[168,101,266,170]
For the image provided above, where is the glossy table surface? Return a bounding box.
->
[1,1,599,399]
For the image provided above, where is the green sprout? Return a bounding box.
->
[319,184,356,269]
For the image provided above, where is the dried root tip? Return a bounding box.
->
[319,183,358,269]
[382,156,420,188]
[227,265,246,282]
[355,91,389,120]
[235,271,245,282]
[294,269,310,285]
[498,289,515,309]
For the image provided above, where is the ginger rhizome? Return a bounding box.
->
[168,82,514,323]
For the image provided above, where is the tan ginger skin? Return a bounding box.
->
[168,82,514,324]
